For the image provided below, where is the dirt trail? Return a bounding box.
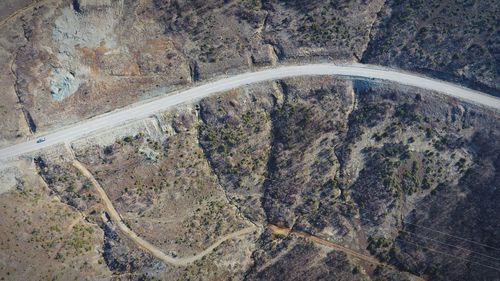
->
[268,224,426,281]
[0,0,43,29]
[72,159,256,266]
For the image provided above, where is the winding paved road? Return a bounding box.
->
[1,63,499,161]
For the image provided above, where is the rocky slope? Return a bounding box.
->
[0,1,499,280]
[2,0,496,147]
[1,77,498,280]
[362,0,499,96]
[0,0,385,146]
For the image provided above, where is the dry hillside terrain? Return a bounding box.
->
[1,77,498,280]
[0,1,498,281]
[1,0,497,146]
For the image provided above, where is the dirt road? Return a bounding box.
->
[268,224,426,281]
[73,159,256,266]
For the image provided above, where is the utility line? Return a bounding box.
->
[307,198,500,265]
[402,221,500,251]
[400,230,500,261]
[396,237,500,272]
[263,179,500,266]
[328,199,500,252]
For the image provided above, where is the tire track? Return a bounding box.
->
[72,158,257,266]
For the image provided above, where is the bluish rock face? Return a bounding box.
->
[48,5,118,102]
[49,68,80,101]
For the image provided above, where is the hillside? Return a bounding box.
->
[1,0,497,145]
[1,77,498,280]
[0,1,498,280]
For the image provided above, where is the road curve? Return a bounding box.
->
[1,63,499,161]
[73,159,256,266]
